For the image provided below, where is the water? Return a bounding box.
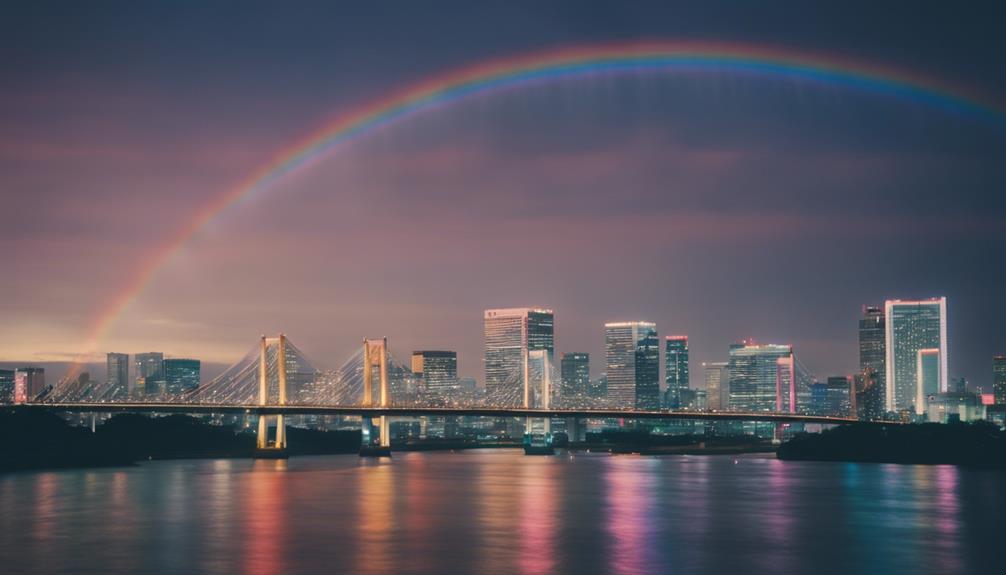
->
[1,451,1002,574]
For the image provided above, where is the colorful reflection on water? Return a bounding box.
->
[0,451,1002,575]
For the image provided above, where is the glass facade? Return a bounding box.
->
[164,359,200,394]
[858,306,886,402]
[885,298,947,414]
[135,352,165,397]
[994,355,1006,405]
[604,321,659,410]
[560,352,590,407]
[703,362,730,410]
[483,308,554,407]
[0,369,14,404]
[663,336,689,408]
[106,353,129,399]
[411,351,458,395]
[727,342,793,412]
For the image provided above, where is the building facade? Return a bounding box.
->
[164,359,201,394]
[728,342,794,412]
[0,369,14,404]
[604,321,659,410]
[703,361,730,410]
[13,367,46,403]
[560,352,590,407]
[663,336,689,409]
[859,305,886,403]
[135,352,165,397]
[994,355,1006,405]
[411,350,458,396]
[106,353,129,399]
[483,308,554,407]
[885,298,948,414]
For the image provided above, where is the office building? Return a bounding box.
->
[135,352,165,397]
[106,353,129,399]
[728,342,794,412]
[994,355,1006,405]
[0,369,14,404]
[164,359,201,394]
[13,367,46,403]
[859,306,886,403]
[663,336,689,409]
[411,351,458,395]
[703,361,730,410]
[605,321,659,410]
[855,368,884,421]
[885,298,948,414]
[811,376,853,417]
[484,308,554,407]
[560,352,590,407]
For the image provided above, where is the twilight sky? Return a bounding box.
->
[2,1,1005,388]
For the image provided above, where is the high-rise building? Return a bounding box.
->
[811,376,853,417]
[106,353,129,399]
[855,368,884,421]
[728,342,794,412]
[0,369,14,404]
[13,367,46,403]
[163,359,200,394]
[994,355,1006,405]
[411,351,458,396]
[135,352,165,397]
[483,308,554,407]
[604,321,659,410]
[859,306,886,402]
[560,352,590,406]
[703,362,730,411]
[663,336,689,408]
[885,298,948,414]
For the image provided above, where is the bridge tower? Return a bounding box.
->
[255,334,289,458]
[361,338,391,455]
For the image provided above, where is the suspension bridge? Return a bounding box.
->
[28,334,875,456]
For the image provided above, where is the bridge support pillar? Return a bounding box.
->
[254,335,289,459]
[360,339,392,457]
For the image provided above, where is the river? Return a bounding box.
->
[0,450,1002,574]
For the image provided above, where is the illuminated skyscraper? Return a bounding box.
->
[0,369,14,404]
[858,306,886,401]
[106,353,129,399]
[728,342,794,412]
[135,352,164,397]
[993,355,1006,405]
[811,376,853,417]
[703,361,730,410]
[884,298,947,414]
[163,359,200,394]
[604,321,659,410]
[411,351,458,395]
[560,352,590,406]
[483,308,554,407]
[13,367,46,403]
[663,336,689,408]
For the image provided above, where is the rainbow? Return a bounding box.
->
[61,40,1004,381]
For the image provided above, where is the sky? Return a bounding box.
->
[2,1,1005,388]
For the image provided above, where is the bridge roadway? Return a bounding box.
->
[26,402,869,425]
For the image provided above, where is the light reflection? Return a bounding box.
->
[244,460,289,575]
[518,458,558,575]
[355,459,395,575]
[604,456,659,575]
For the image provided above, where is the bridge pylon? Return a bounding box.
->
[360,338,391,456]
[255,334,289,459]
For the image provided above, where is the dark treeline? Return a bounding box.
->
[0,408,360,472]
[778,422,1006,468]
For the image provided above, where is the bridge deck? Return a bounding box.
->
[22,402,877,424]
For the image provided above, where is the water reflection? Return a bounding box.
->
[0,453,1001,575]
[244,460,289,575]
